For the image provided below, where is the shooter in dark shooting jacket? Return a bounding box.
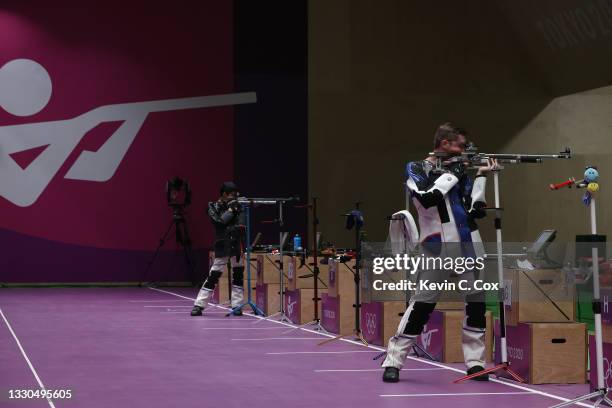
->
[191,182,245,316]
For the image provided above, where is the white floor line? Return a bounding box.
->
[0,308,56,408]
[161,310,230,314]
[267,351,380,355]
[232,337,322,341]
[143,305,193,308]
[148,287,594,408]
[161,311,194,314]
[315,368,446,372]
[202,327,289,330]
[130,300,191,302]
[381,392,534,398]
[164,309,240,314]
[198,310,235,314]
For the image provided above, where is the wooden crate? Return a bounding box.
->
[495,322,587,384]
[360,301,407,346]
[604,325,612,344]
[420,310,494,363]
[284,288,323,325]
[601,287,612,343]
[255,283,281,316]
[505,269,575,325]
[321,293,356,335]
[326,259,339,297]
[255,254,283,285]
[325,258,356,299]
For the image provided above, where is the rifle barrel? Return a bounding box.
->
[482,153,570,159]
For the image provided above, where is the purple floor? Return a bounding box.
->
[0,287,594,408]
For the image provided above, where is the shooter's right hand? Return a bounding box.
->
[447,161,465,179]
[228,200,242,213]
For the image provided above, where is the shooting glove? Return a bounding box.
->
[447,161,465,180]
[228,200,242,214]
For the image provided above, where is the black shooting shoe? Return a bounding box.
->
[232,309,243,316]
[190,306,203,316]
[467,365,489,381]
[382,367,400,383]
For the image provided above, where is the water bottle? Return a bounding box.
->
[293,234,302,252]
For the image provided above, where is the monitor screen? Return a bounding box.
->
[528,229,557,257]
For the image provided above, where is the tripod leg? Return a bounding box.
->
[548,390,606,408]
[162,245,181,286]
[182,244,197,286]
[504,367,525,383]
[355,331,369,346]
[318,334,343,346]
[177,219,197,284]
[142,219,175,286]
[412,344,436,361]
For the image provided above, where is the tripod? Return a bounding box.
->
[550,194,610,406]
[284,197,328,334]
[258,199,294,324]
[454,169,524,383]
[141,205,196,287]
[230,197,297,323]
[320,202,368,346]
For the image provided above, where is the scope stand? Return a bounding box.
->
[227,203,264,317]
[550,197,611,407]
[254,200,294,324]
[454,170,525,383]
[284,197,328,334]
[141,206,196,288]
[320,202,368,346]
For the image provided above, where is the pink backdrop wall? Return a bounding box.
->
[0,1,235,282]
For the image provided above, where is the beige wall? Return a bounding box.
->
[309,0,552,246]
[498,86,612,243]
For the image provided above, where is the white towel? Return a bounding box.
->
[389,210,419,255]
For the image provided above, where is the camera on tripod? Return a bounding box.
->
[166,177,192,217]
[165,176,192,245]
[141,177,196,286]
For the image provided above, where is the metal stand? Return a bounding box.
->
[227,203,264,316]
[550,197,611,407]
[141,206,195,287]
[284,197,328,334]
[239,197,298,324]
[260,200,293,323]
[320,202,368,346]
[411,343,436,360]
[373,342,436,362]
[454,170,525,383]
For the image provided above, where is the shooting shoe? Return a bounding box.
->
[190,306,203,316]
[467,365,489,381]
[382,367,400,383]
